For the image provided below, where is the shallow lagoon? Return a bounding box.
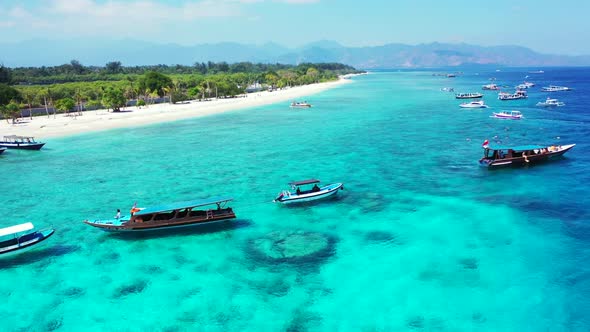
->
[1,69,589,331]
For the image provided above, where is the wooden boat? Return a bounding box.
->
[498,90,527,100]
[0,135,45,150]
[479,143,575,169]
[491,110,523,120]
[290,101,312,108]
[274,179,343,204]
[455,93,483,99]
[0,222,55,257]
[83,197,236,232]
[482,84,500,90]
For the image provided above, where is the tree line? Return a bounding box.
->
[0,61,362,122]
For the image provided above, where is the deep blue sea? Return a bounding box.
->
[1,68,589,331]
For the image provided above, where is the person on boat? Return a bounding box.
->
[115,209,121,219]
[296,187,301,195]
[130,202,141,216]
[312,184,320,192]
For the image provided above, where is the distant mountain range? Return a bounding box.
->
[2,39,590,68]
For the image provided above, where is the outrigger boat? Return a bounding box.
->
[479,142,575,169]
[274,179,343,204]
[460,100,489,108]
[290,101,312,108]
[491,110,523,120]
[0,222,55,257]
[455,93,483,99]
[83,197,236,232]
[0,135,45,150]
[536,98,565,107]
[498,90,527,100]
[541,85,572,92]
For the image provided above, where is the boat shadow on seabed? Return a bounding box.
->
[0,244,80,269]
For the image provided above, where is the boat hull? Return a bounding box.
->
[480,144,575,169]
[84,214,236,232]
[0,148,6,154]
[275,183,343,204]
[0,229,55,257]
[0,142,45,150]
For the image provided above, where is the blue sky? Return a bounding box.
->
[0,0,588,55]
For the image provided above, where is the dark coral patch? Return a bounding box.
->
[246,231,337,266]
[113,279,148,298]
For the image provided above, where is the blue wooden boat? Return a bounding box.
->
[0,222,55,257]
[274,179,344,204]
[83,197,236,232]
[0,135,45,150]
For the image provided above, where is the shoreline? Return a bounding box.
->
[0,77,356,139]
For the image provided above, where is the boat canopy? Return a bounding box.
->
[3,135,35,140]
[486,145,545,152]
[135,197,233,216]
[289,179,320,186]
[0,222,34,237]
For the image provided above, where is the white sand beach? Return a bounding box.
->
[0,78,353,139]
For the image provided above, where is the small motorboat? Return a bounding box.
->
[274,179,343,204]
[0,135,45,150]
[536,98,565,107]
[460,100,489,108]
[455,93,483,99]
[491,110,523,120]
[0,222,55,257]
[479,143,575,169]
[541,85,571,92]
[290,101,312,108]
[441,87,454,92]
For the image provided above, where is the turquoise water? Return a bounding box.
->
[1,69,589,331]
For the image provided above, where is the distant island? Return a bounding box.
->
[1,39,590,68]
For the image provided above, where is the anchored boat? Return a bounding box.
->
[536,98,565,107]
[491,110,523,120]
[455,92,483,99]
[479,143,575,169]
[274,179,343,204]
[0,135,45,150]
[0,222,55,257]
[290,101,312,108]
[83,197,236,232]
[460,100,489,108]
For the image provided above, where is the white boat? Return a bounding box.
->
[290,101,312,108]
[460,100,489,108]
[482,84,500,90]
[498,90,527,100]
[441,87,454,92]
[455,92,483,99]
[536,98,565,107]
[491,110,523,120]
[274,179,344,204]
[541,85,571,92]
[0,222,55,257]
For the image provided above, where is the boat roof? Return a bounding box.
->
[3,135,35,139]
[289,179,320,186]
[487,145,545,151]
[0,222,34,237]
[135,196,233,216]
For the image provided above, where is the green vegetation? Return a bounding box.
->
[2,60,362,115]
